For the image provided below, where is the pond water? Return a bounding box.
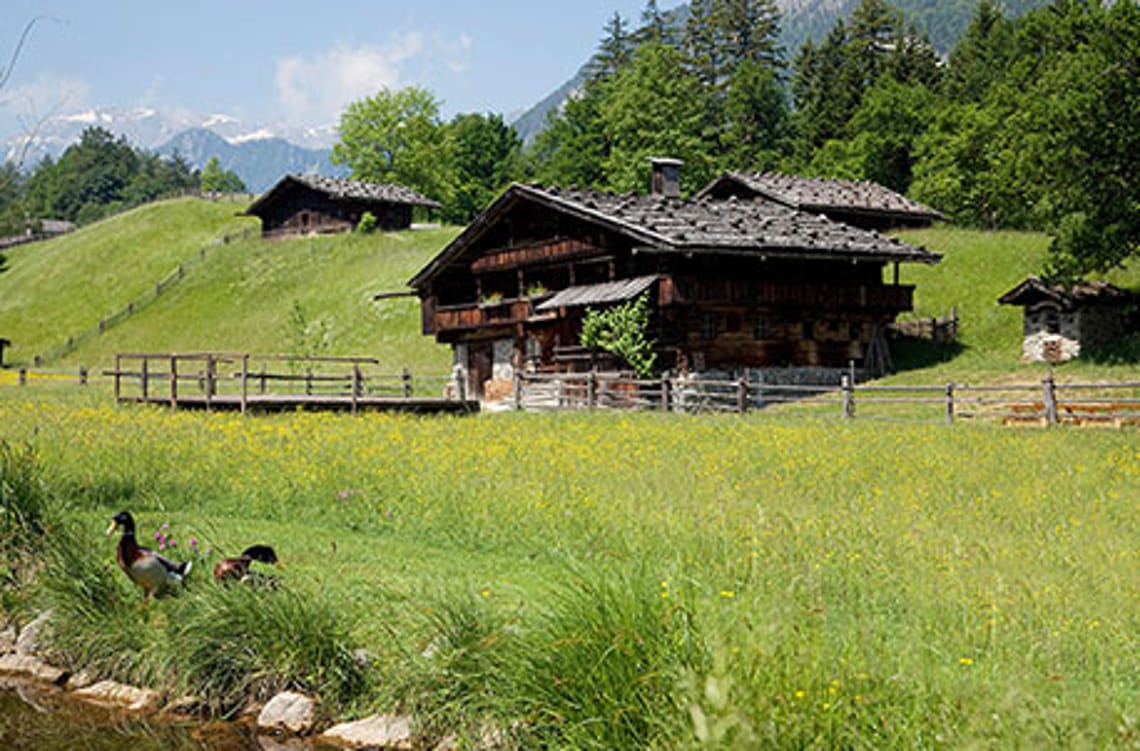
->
[0,679,321,750]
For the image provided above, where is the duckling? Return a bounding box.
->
[213,545,283,584]
[106,511,192,600]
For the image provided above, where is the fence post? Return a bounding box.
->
[169,355,178,409]
[513,372,522,411]
[259,366,267,394]
[305,368,313,396]
[402,368,412,399]
[240,355,249,415]
[661,376,671,412]
[79,366,87,386]
[204,354,214,411]
[114,354,122,402]
[18,367,26,386]
[141,357,150,400]
[1043,367,1058,427]
[945,383,955,425]
[841,374,855,419]
[587,369,598,410]
[351,365,359,415]
[737,374,749,414]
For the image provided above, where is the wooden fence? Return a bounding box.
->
[512,370,1140,427]
[99,353,472,414]
[890,307,959,342]
[23,227,257,367]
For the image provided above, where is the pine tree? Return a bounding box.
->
[591,12,634,81]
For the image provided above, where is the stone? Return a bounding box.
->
[160,694,204,718]
[257,735,312,751]
[256,691,318,735]
[0,653,67,684]
[15,610,52,656]
[319,714,414,750]
[72,679,161,712]
[0,626,16,654]
[65,670,96,690]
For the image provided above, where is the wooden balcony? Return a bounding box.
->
[671,279,914,312]
[426,280,914,338]
[431,298,538,333]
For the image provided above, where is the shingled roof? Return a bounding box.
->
[410,183,940,289]
[696,172,943,224]
[246,174,441,216]
[998,277,1133,309]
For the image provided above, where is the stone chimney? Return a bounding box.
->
[649,157,683,198]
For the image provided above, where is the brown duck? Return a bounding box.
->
[213,545,283,583]
[106,511,192,600]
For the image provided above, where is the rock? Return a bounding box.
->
[257,691,318,735]
[160,694,204,718]
[0,653,67,684]
[319,714,414,750]
[72,679,161,712]
[65,670,96,690]
[0,626,16,654]
[15,610,52,656]
[257,735,312,750]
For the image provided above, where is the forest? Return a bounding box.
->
[2,0,1137,280]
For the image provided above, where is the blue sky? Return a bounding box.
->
[0,0,673,144]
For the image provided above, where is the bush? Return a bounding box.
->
[356,211,378,234]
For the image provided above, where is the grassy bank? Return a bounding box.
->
[2,392,1136,748]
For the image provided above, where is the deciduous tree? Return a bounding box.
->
[331,86,453,207]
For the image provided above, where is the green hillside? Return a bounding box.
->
[0,197,457,375]
[895,226,1140,382]
[0,198,1136,383]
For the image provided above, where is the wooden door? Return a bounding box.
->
[470,343,493,397]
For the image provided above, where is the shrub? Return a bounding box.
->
[168,584,369,716]
[356,211,378,234]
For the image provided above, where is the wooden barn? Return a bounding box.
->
[998,277,1135,362]
[245,174,441,238]
[696,172,943,231]
[409,162,942,399]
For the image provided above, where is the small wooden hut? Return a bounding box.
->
[245,174,441,238]
[696,172,943,231]
[998,277,1135,362]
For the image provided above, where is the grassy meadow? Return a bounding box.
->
[1,200,1139,747]
[0,197,456,375]
[2,389,1137,748]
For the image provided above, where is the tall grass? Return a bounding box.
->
[1,397,1136,747]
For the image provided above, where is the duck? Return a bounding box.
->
[106,510,192,600]
[213,544,283,584]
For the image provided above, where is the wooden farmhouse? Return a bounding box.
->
[696,172,943,231]
[998,277,1135,362]
[245,174,441,238]
[409,163,942,399]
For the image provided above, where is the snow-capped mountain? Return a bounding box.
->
[156,127,347,193]
[3,106,344,192]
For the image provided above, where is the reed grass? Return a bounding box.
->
[0,396,1136,747]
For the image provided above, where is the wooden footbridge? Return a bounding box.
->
[106,353,478,415]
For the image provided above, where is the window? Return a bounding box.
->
[1043,307,1060,334]
[700,314,717,340]
[753,316,770,340]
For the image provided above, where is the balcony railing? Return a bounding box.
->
[430,281,913,334]
[671,279,914,311]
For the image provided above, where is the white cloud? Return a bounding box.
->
[275,34,425,127]
[440,33,473,74]
[0,72,91,123]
